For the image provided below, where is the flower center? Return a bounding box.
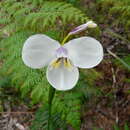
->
[50,58,72,70]
[56,47,68,58]
[50,47,72,70]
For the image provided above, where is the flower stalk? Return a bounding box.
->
[61,34,71,45]
[48,87,55,130]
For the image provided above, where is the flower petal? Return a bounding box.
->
[22,34,60,68]
[46,61,79,91]
[64,37,103,68]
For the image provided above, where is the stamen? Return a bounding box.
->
[50,58,73,70]
[64,58,73,70]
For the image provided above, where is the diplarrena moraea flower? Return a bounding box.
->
[22,22,103,91]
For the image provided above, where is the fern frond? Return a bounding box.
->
[0,1,89,34]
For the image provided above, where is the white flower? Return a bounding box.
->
[22,34,103,91]
[69,21,97,35]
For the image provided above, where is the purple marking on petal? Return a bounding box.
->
[56,47,68,57]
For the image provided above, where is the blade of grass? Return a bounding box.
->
[107,49,130,70]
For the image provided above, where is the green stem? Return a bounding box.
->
[48,87,55,130]
[107,49,130,70]
[61,34,71,45]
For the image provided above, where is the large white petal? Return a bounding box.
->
[64,37,103,68]
[22,34,60,68]
[46,62,79,91]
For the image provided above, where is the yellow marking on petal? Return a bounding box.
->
[64,58,73,70]
[51,59,61,69]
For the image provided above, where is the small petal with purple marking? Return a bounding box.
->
[22,33,103,90]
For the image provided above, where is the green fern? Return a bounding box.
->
[0,0,88,36]
[31,105,67,130]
